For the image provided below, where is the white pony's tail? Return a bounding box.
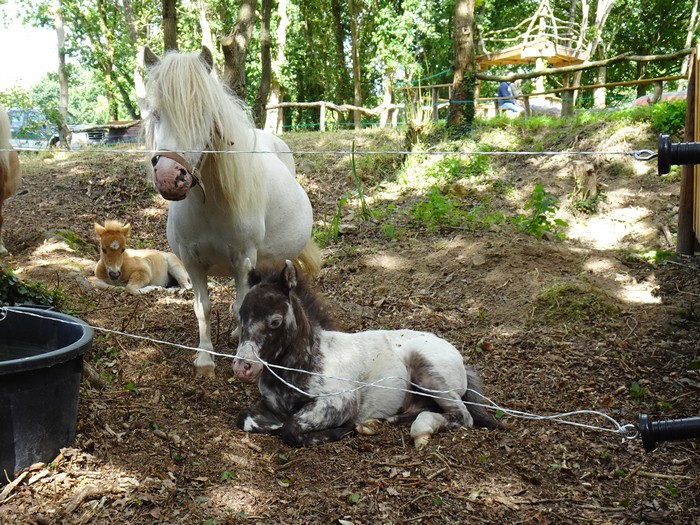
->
[295,239,323,277]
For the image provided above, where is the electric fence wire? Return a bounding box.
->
[0,306,641,441]
[1,146,659,161]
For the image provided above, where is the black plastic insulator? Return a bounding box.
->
[638,414,700,452]
[658,134,700,175]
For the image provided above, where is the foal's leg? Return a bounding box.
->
[409,388,473,449]
[279,398,357,447]
[237,400,285,435]
[165,253,192,290]
[187,266,216,378]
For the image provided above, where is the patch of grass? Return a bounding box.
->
[530,282,619,326]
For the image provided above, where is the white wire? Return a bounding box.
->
[2,146,639,157]
[1,306,638,439]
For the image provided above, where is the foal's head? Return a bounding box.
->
[233,260,334,383]
[94,220,131,281]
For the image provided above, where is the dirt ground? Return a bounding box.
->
[1,122,699,524]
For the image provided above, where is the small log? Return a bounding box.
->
[572,161,597,199]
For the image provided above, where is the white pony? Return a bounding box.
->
[144,47,321,378]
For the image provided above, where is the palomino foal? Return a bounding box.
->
[93,220,191,295]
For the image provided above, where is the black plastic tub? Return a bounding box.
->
[0,306,93,483]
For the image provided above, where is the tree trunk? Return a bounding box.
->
[162,0,178,52]
[254,0,272,128]
[447,0,475,130]
[570,0,614,108]
[198,0,215,58]
[331,0,349,103]
[96,0,119,120]
[349,0,362,130]
[53,0,71,148]
[680,0,699,89]
[265,0,289,133]
[122,0,146,117]
[222,0,256,100]
[594,64,606,108]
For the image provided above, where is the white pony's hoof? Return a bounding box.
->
[0,245,8,257]
[230,326,241,340]
[194,362,216,379]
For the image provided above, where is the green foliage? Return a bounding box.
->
[512,184,567,239]
[220,470,236,482]
[629,381,648,400]
[410,187,465,231]
[0,264,64,308]
[569,191,606,215]
[350,143,373,220]
[650,100,686,136]
[639,249,676,265]
[424,153,491,184]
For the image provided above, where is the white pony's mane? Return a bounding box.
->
[144,50,265,214]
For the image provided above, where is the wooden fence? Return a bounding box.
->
[266,75,687,132]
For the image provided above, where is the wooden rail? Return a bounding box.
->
[268,75,686,130]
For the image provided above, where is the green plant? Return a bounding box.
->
[220,470,236,482]
[629,381,648,400]
[424,152,491,185]
[569,191,606,215]
[350,143,373,220]
[0,264,64,307]
[650,100,686,136]
[512,183,568,239]
[410,187,465,231]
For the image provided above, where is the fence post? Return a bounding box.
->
[677,47,698,254]
[320,102,326,132]
[432,87,439,121]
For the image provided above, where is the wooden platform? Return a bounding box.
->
[477,38,588,70]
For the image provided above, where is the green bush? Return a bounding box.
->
[650,100,686,136]
[0,264,64,308]
[512,183,568,239]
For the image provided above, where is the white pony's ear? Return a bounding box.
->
[199,47,214,73]
[282,260,297,292]
[143,46,160,69]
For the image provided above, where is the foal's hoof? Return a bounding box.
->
[412,433,431,449]
[356,419,382,436]
[194,363,216,379]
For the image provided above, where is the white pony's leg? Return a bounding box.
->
[189,268,216,378]
[229,256,255,340]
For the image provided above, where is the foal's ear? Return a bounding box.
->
[94,223,105,237]
[280,260,298,293]
[199,47,214,73]
[121,223,132,236]
[143,46,160,69]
